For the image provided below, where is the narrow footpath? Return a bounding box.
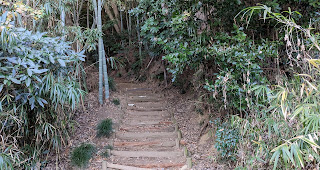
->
[103,82,192,170]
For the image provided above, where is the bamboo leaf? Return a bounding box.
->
[57,59,66,67]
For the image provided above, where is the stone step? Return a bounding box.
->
[114,140,176,148]
[111,150,183,158]
[110,156,185,169]
[119,125,175,132]
[126,88,153,92]
[126,102,165,108]
[125,111,170,116]
[127,107,166,111]
[105,163,151,170]
[125,114,171,121]
[126,92,160,97]
[116,132,177,140]
[121,120,173,126]
[127,96,161,102]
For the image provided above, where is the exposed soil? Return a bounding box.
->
[164,89,229,170]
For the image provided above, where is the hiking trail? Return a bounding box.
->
[103,82,192,170]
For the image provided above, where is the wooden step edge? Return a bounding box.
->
[110,150,183,158]
[104,162,152,170]
[120,121,173,127]
[125,110,170,115]
[127,108,166,111]
[114,140,176,147]
[137,163,186,169]
[116,132,177,139]
[126,88,153,92]
[119,126,175,133]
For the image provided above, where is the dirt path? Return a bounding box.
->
[104,82,191,169]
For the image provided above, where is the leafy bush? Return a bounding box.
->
[0,10,85,168]
[214,119,240,161]
[112,98,120,105]
[204,26,278,112]
[96,119,113,137]
[130,0,206,81]
[70,143,96,168]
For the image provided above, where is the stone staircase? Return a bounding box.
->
[102,82,191,170]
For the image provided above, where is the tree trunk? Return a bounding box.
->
[110,1,121,29]
[104,3,120,34]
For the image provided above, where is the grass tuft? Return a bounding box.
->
[108,77,116,91]
[112,98,120,105]
[70,143,96,168]
[96,119,113,137]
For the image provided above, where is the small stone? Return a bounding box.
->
[194,154,201,160]
[177,109,184,113]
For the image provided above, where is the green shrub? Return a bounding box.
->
[112,98,120,105]
[96,119,113,137]
[70,143,96,168]
[108,77,116,91]
[214,119,240,161]
[0,10,85,168]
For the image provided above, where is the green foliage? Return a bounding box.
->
[214,119,240,161]
[0,152,14,170]
[96,119,113,137]
[131,0,206,81]
[204,26,278,112]
[108,77,116,91]
[70,143,96,168]
[232,5,320,169]
[0,10,84,168]
[112,98,120,105]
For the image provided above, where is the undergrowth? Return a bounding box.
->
[112,98,120,105]
[70,143,96,168]
[214,119,240,162]
[108,77,116,91]
[96,119,113,137]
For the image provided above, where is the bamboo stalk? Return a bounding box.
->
[87,0,89,28]
[93,0,103,104]
[102,45,110,100]
[120,9,123,32]
[136,16,142,66]
[60,1,65,41]
[128,10,132,46]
